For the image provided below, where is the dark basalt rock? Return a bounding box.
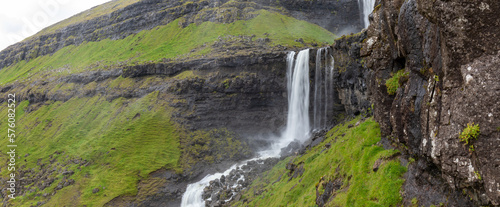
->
[332,32,372,117]
[286,161,305,181]
[279,140,303,158]
[315,178,342,207]
[164,52,289,138]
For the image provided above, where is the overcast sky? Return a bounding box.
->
[0,0,111,51]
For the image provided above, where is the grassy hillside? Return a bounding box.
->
[232,117,407,206]
[0,92,182,206]
[0,89,248,206]
[0,9,335,85]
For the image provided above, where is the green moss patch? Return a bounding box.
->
[459,123,480,145]
[385,69,409,95]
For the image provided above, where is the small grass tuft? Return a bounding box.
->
[385,69,409,95]
[474,171,482,180]
[411,197,419,207]
[459,123,480,145]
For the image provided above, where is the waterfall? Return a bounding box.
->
[313,48,324,130]
[264,49,311,154]
[287,51,296,104]
[323,49,329,129]
[358,0,376,28]
[328,52,335,128]
[280,49,311,147]
[181,49,312,206]
[313,48,335,131]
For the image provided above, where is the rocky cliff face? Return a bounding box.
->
[332,32,371,117]
[166,53,288,138]
[362,0,500,205]
[0,51,288,143]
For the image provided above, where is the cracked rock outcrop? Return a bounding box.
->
[363,0,500,205]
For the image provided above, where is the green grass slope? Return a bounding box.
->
[233,117,407,207]
[0,92,180,206]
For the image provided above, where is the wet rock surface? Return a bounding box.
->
[363,0,500,205]
[279,140,303,158]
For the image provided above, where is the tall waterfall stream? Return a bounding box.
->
[181,48,334,206]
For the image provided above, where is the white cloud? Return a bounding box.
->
[0,0,111,51]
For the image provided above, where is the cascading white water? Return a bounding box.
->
[328,52,335,128]
[323,49,329,129]
[261,49,311,156]
[181,49,312,206]
[358,0,376,28]
[181,156,266,207]
[312,48,335,131]
[313,48,324,130]
[287,51,296,104]
[181,164,239,207]
[280,49,311,146]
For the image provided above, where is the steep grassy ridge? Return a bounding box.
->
[232,117,407,206]
[0,10,335,85]
[36,0,142,37]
